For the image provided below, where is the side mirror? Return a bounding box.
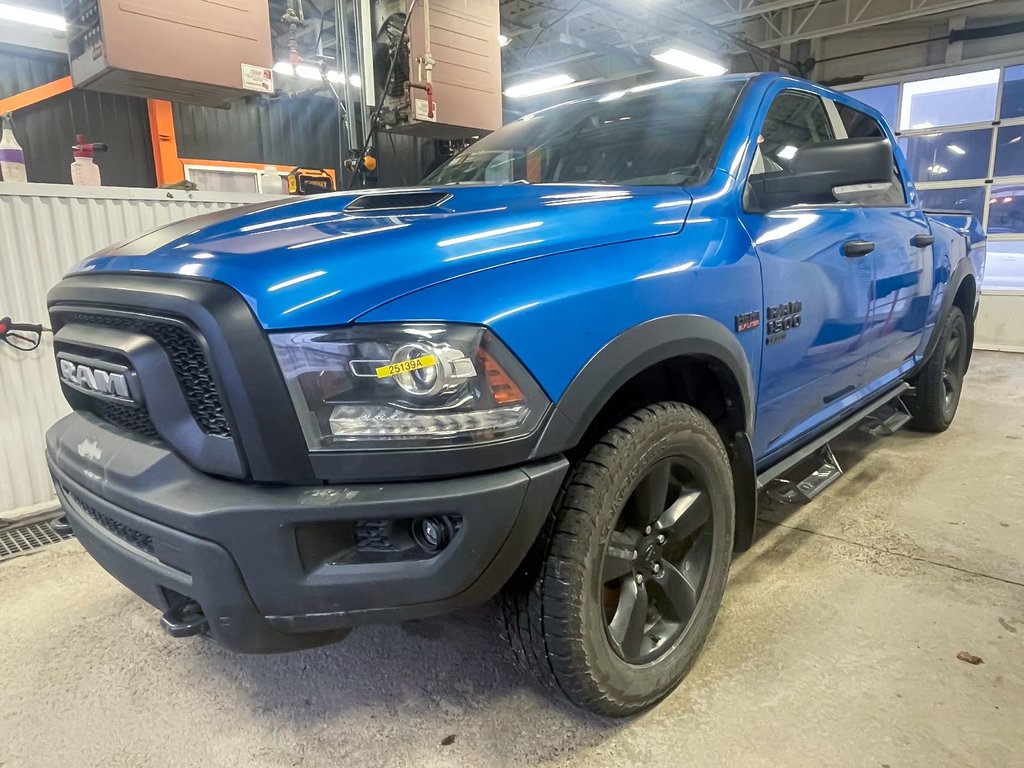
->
[748,137,894,210]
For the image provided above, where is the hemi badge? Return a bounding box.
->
[735,311,761,333]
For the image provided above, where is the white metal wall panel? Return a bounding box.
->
[0,183,281,517]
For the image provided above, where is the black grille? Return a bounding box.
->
[61,311,231,437]
[62,485,155,555]
[91,400,159,439]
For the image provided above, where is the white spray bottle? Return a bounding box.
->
[0,112,27,183]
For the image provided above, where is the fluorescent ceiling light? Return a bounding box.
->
[498,34,510,47]
[652,48,727,77]
[504,74,577,98]
[0,2,66,30]
[628,79,683,94]
[294,64,321,80]
[275,61,359,87]
[946,144,966,156]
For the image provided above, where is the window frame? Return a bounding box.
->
[744,87,910,211]
[182,163,287,195]
[743,88,837,210]
[829,98,910,209]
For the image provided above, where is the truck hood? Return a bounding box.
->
[71,184,692,328]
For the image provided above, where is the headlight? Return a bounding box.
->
[270,324,548,450]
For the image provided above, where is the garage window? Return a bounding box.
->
[898,69,1000,130]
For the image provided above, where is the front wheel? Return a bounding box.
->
[501,402,735,717]
[908,306,968,433]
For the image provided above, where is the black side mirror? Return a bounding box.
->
[748,137,894,210]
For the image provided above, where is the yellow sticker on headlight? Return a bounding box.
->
[375,354,438,379]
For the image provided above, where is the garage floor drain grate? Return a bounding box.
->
[0,519,75,562]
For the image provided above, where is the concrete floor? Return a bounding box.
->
[2,351,1022,768]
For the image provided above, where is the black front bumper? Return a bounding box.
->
[47,412,567,653]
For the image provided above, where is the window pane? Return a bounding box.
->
[994,125,1024,177]
[899,129,990,182]
[846,85,898,129]
[755,91,832,173]
[916,187,986,221]
[189,168,258,193]
[983,240,1024,291]
[999,64,1024,120]
[899,69,999,130]
[987,185,1024,235]
[837,103,885,138]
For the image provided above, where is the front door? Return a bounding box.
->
[743,89,874,461]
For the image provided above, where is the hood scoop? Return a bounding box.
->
[345,191,452,213]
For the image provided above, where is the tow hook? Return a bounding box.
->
[160,600,209,638]
[50,515,73,536]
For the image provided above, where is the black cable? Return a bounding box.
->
[347,0,419,190]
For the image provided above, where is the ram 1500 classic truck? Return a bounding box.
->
[45,73,985,716]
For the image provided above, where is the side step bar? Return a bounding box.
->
[767,444,843,504]
[757,382,911,493]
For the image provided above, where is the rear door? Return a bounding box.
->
[742,88,874,461]
[830,100,933,386]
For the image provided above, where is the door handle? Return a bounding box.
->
[911,234,935,247]
[843,240,875,257]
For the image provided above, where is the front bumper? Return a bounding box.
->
[47,412,567,653]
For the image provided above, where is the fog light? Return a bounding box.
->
[411,516,456,553]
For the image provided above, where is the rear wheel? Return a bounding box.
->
[501,402,734,717]
[908,306,968,433]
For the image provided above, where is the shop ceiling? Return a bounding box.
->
[498,0,1006,81]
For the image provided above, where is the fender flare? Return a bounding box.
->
[917,255,978,371]
[530,315,756,457]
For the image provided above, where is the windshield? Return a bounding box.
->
[424,79,744,187]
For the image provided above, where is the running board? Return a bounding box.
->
[859,397,912,437]
[756,382,911,491]
[767,444,843,504]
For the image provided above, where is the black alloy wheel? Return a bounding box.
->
[941,316,967,418]
[908,305,968,433]
[601,458,714,665]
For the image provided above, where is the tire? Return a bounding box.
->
[501,402,735,717]
[907,306,968,433]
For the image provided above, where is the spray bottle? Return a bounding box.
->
[0,112,27,183]
[71,134,108,186]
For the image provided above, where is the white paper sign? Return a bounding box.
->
[241,64,275,94]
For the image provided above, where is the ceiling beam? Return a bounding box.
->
[705,0,822,26]
[586,0,800,73]
[749,0,999,46]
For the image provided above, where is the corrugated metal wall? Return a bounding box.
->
[16,90,157,187]
[0,185,275,517]
[174,95,347,171]
[0,47,156,187]
[0,47,67,97]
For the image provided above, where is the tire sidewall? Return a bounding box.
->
[941,310,968,423]
[571,408,735,708]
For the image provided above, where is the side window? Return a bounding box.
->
[836,102,907,206]
[752,91,833,175]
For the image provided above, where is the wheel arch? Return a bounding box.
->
[951,272,977,366]
[530,315,759,551]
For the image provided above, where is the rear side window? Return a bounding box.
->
[837,103,885,138]
[754,90,833,174]
[837,102,907,206]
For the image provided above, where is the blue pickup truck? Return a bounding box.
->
[46,73,984,716]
